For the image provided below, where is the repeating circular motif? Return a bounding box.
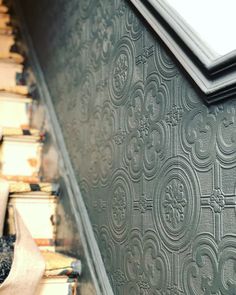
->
[98,226,116,273]
[79,0,95,19]
[124,122,167,181]
[108,169,133,242]
[154,43,178,79]
[180,106,216,170]
[87,102,115,186]
[125,7,143,40]
[216,101,236,164]
[89,0,117,69]
[77,70,95,122]
[100,142,114,183]
[87,138,114,187]
[123,230,169,294]
[182,235,236,294]
[123,73,169,180]
[179,77,202,111]
[109,37,134,106]
[154,156,200,250]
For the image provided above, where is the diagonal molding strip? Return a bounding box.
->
[129,0,236,103]
[13,1,114,294]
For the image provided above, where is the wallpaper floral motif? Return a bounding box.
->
[21,0,236,293]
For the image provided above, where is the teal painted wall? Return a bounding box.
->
[20,0,236,293]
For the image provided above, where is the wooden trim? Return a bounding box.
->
[130,0,236,103]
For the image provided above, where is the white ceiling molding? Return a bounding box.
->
[129,0,236,103]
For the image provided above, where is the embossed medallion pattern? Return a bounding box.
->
[154,156,200,250]
[21,0,236,293]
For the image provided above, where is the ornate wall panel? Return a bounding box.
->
[20,0,236,293]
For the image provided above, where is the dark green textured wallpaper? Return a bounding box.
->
[20,0,236,294]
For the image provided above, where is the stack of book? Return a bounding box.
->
[0,2,81,294]
[36,251,81,295]
[0,92,32,128]
[7,182,58,251]
[0,127,43,182]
